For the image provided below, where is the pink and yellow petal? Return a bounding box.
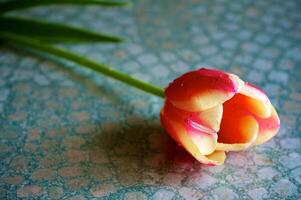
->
[161,101,218,155]
[197,151,226,166]
[165,68,243,112]
[239,83,271,118]
[196,105,223,132]
[185,118,218,155]
[215,142,253,151]
[254,105,280,145]
[240,83,270,103]
[160,110,225,165]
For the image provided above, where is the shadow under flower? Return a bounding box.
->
[82,118,200,188]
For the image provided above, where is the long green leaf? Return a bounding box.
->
[0,32,165,98]
[0,0,130,14]
[0,16,123,43]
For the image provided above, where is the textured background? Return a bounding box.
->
[0,0,301,199]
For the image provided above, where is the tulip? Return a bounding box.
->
[160,68,280,165]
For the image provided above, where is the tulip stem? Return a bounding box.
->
[0,32,165,98]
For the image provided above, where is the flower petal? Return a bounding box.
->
[216,115,259,151]
[196,104,223,132]
[161,101,218,155]
[216,94,259,151]
[199,151,226,166]
[254,105,280,145]
[185,118,218,155]
[240,83,269,103]
[165,68,243,112]
[160,109,225,165]
[239,83,271,118]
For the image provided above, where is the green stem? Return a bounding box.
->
[0,32,165,98]
[0,16,124,43]
[0,0,130,14]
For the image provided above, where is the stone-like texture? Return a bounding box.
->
[48,187,64,200]
[16,185,42,198]
[124,192,147,200]
[152,189,175,200]
[179,187,203,200]
[0,0,301,199]
[90,183,117,197]
[65,178,90,190]
[248,188,268,200]
[1,176,23,185]
[273,179,298,198]
[211,187,238,200]
[31,168,55,180]
[58,167,82,177]
[67,194,87,200]
[186,173,217,190]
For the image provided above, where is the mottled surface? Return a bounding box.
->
[0,0,301,199]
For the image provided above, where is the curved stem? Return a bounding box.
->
[0,32,165,98]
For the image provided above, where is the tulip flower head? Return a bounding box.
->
[160,68,280,165]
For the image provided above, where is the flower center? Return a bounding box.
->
[217,93,259,144]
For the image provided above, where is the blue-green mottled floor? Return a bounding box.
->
[0,0,301,199]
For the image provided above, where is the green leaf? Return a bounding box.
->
[0,32,164,98]
[0,16,123,43]
[0,0,130,14]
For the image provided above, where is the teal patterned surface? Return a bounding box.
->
[1,0,301,199]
